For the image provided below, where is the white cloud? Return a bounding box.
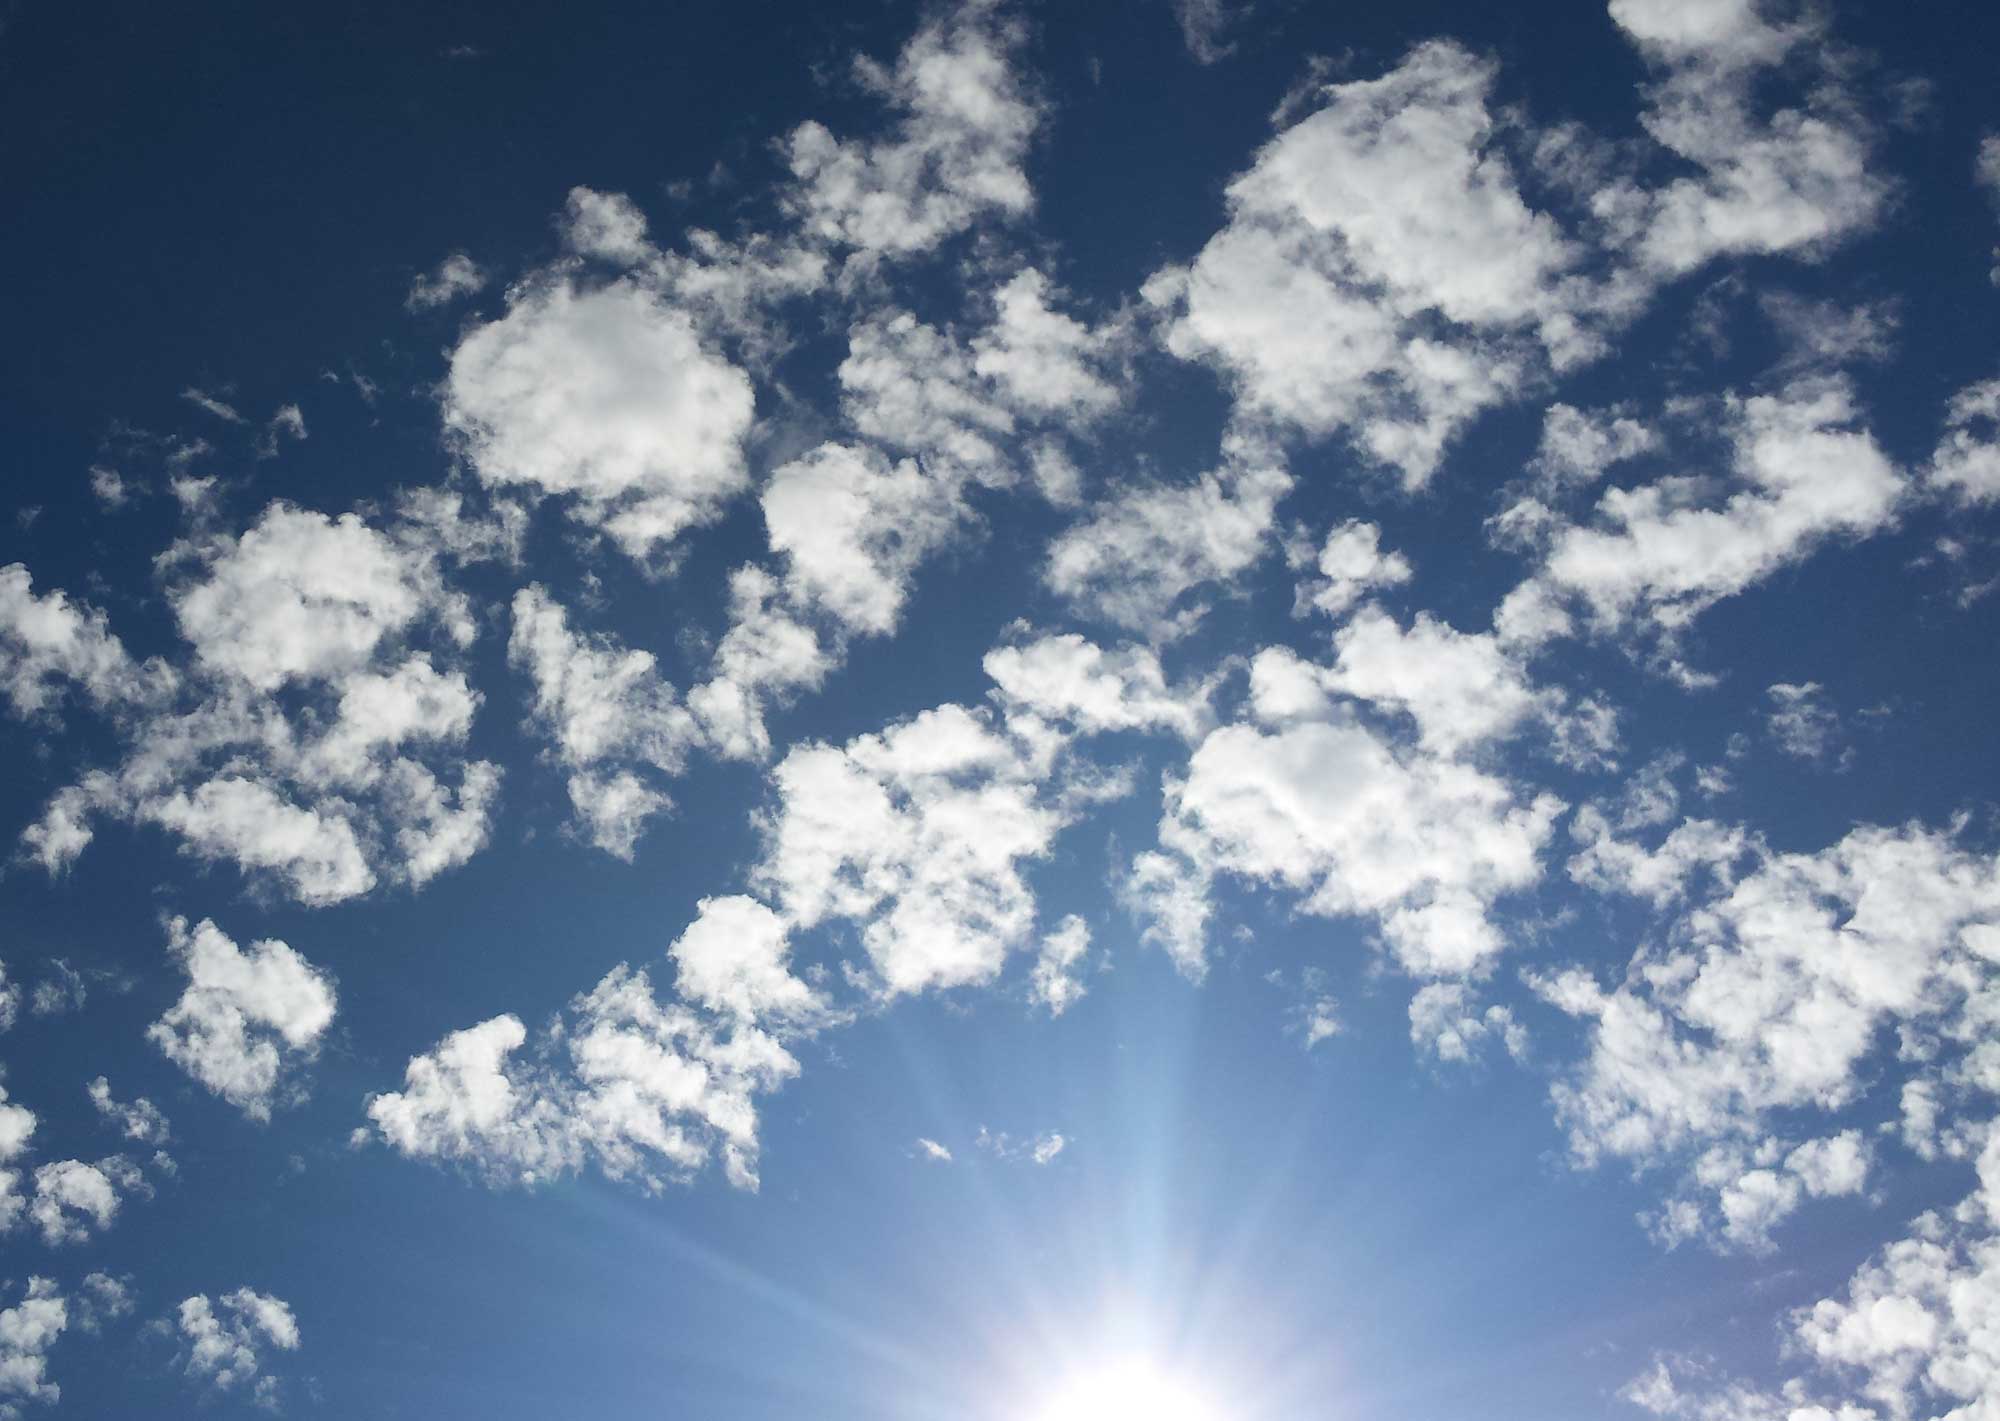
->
[365,1015,574,1185]
[28,1157,141,1246]
[761,442,964,637]
[1537,818,2000,1240]
[1409,981,1527,1065]
[0,964,15,1033]
[73,1274,133,1335]
[1290,519,1412,620]
[971,269,1125,428]
[1927,376,2000,507]
[1982,135,2000,285]
[1029,915,1090,1015]
[15,499,500,901]
[1566,806,1748,909]
[686,566,832,762]
[508,584,698,855]
[168,502,469,693]
[368,962,800,1194]
[180,388,245,425]
[838,313,1016,488]
[88,465,129,510]
[1294,984,1341,1048]
[1150,41,1596,484]
[1148,687,1561,976]
[1514,379,1903,659]
[177,1288,299,1406]
[0,566,169,716]
[406,251,489,310]
[563,769,668,862]
[1044,436,1291,635]
[1629,1123,2000,1418]
[148,917,337,1121]
[146,776,376,905]
[752,704,1070,998]
[0,1084,34,1235]
[1528,402,1660,490]
[86,1078,169,1146]
[976,1126,1067,1164]
[1317,607,1546,755]
[562,187,654,266]
[913,1137,953,1164]
[443,277,755,560]
[1172,0,1247,64]
[25,961,95,1022]
[1122,849,1214,981]
[1766,682,1841,762]
[1600,0,1889,277]
[0,1278,65,1414]
[783,0,1040,265]
[668,895,821,1026]
[983,633,1212,744]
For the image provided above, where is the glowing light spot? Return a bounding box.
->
[1031,1357,1226,1421]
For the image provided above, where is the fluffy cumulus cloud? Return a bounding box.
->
[86,1078,170,1147]
[760,442,965,638]
[177,1288,299,1408]
[1629,1121,2000,1418]
[0,1086,33,1234]
[1538,814,2000,1251]
[27,1156,144,1246]
[1044,435,1292,635]
[1928,376,2000,507]
[1500,378,1903,672]
[167,504,464,692]
[0,567,170,717]
[509,584,699,856]
[783,0,1040,265]
[1146,704,1561,976]
[0,1278,65,1416]
[685,566,832,763]
[837,269,1126,496]
[667,895,821,1026]
[1600,0,1889,276]
[444,277,755,560]
[1290,519,1412,620]
[148,918,337,1120]
[752,703,1074,998]
[367,959,801,1193]
[1148,40,1598,484]
[10,499,500,901]
[1409,982,1527,1066]
[983,632,1212,744]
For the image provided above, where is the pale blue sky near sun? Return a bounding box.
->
[2,1,2000,1417]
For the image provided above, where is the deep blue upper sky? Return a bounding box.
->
[3,2,2000,1418]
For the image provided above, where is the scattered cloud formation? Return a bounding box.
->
[2,0,1995,1414]
[176,1288,299,1408]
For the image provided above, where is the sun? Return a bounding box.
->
[1029,1357,1227,1421]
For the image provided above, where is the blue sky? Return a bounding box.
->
[3,0,2000,1416]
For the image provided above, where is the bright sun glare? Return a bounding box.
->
[1030,1357,1226,1421]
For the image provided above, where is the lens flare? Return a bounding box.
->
[1030,1356,1226,1421]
